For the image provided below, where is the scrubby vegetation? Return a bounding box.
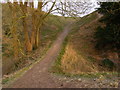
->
[2,3,67,75]
[2,2,119,88]
[94,2,120,73]
[52,11,118,77]
[95,3,120,54]
[51,3,120,78]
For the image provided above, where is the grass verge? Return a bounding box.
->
[50,36,69,75]
[50,12,119,79]
[2,42,51,87]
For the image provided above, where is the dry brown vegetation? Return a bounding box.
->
[60,12,118,74]
[61,44,99,74]
[2,3,68,75]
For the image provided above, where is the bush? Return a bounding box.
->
[95,2,120,52]
[94,25,120,50]
[102,59,115,70]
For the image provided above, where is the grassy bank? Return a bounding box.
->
[2,3,69,85]
[50,36,69,75]
[51,12,118,78]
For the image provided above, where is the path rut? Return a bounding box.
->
[8,23,72,88]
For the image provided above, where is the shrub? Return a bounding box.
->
[102,59,115,70]
[95,2,120,53]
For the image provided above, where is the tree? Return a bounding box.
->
[94,2,120,72]
[4,0,95,55]
[95,2,120,52]
[7,2,23,58]
[20,1,32,52]
[9,0,56,52]
[53,1,94,17]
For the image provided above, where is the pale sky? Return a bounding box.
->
[1,0,100,17]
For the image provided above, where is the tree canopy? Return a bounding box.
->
[95,2,120,53]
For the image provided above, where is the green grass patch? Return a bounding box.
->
[50,37,69,75]
[2,66,30,85]
[52,70,118,79]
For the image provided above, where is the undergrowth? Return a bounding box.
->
[50,12,119,79]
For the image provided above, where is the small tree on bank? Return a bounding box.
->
[94,2,120,72]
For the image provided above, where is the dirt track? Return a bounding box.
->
[8,23,73,88]
[4,16,119,88]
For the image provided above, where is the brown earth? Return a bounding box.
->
[3,17,119,88]
[6,23,74,88]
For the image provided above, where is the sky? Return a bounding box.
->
[1,0,100,17]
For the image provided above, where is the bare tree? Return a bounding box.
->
[4,0,95,54]
[53,1,95,17]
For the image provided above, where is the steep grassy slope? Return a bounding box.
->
[2,3,68,75]
[52,12,118,76]
[61,13,102,74]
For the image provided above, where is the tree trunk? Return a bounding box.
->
[31,11,36,49]
[20,2,32,52]
[35,28,40,48]
[34,2,43,48]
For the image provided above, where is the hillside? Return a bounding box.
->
[2,3,70,75]
[2,2,120,88]
[2,11,119,88]
[52,12,118,76]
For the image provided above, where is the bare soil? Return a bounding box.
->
[7,23,74,88]
[4,21,119,88]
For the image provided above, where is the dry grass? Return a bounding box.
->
[2,3,68,75]
[60,12,117,74]
[61,44,99,74]
[71,17,102,61]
